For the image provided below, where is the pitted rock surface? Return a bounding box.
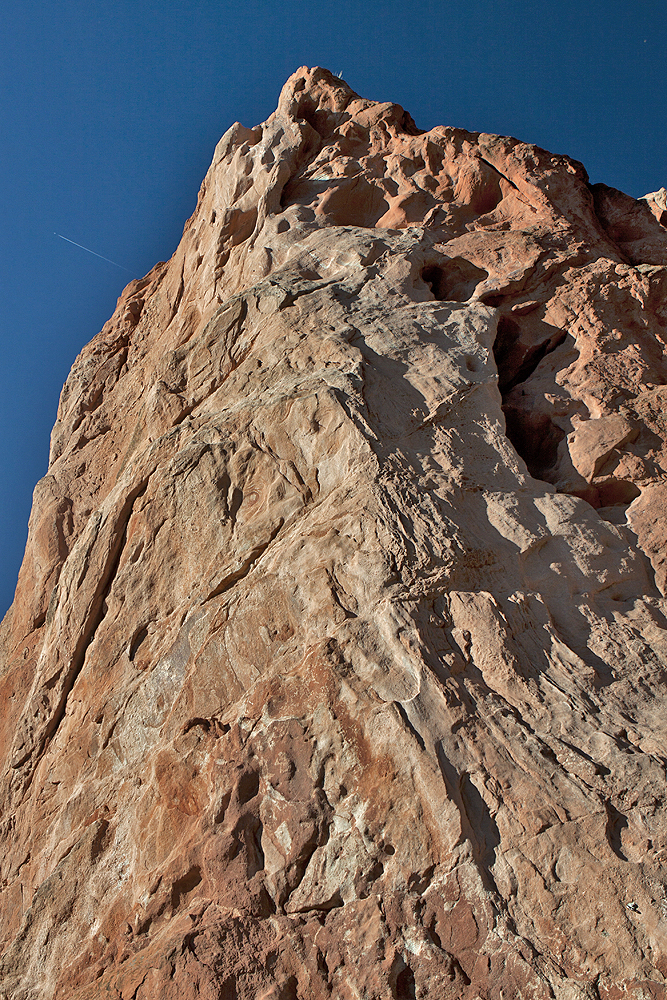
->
[1,67,667,999]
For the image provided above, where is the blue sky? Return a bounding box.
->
[1,0,665,618]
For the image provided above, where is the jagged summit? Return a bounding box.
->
[1,68,666,999]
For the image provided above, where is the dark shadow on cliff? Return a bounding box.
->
[436,745,500,894]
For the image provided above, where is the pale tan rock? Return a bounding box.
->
[568,414,638,481]
[1,66,667,999]
[641,186,667,226]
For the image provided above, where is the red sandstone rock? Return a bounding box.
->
[1,66,667,999]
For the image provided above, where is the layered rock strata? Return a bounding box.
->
[1,67,667,999]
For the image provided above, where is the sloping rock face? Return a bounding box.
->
[1,67,667,999]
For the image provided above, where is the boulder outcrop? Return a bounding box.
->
[1,67,667,999]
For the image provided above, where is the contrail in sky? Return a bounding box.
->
[54,233,133,273]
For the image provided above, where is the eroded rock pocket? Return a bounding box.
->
[493,314,567,482]
[421,258,488,302]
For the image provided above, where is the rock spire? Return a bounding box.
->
[1,67,667,998]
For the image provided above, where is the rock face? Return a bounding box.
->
[642,188,667,227]
[1,67,667,999]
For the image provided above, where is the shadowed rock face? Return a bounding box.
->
[1,66,667,1000]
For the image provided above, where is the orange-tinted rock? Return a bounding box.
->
[1,66,667,999]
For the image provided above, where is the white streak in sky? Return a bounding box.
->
[54,233,132,272]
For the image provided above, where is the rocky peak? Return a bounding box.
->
[1,67,666,999]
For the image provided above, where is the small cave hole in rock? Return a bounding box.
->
[170,866,202,908]
[421,258,488,302]
[494,316,567,394]
[182,716,211,736]
[493,315,568,482]
[597,479,641,506]
[237,769,260,804]
[128,626,149,661]
[248,818,265,875]
[395,966,416,1000]
[479,292,506,307]
[503,407,565,481]
[472,180,504,216]
[276,976,299,1000]
[367,860,385,882]
[218,976,239,1000]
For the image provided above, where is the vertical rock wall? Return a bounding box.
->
[1,67,666,999]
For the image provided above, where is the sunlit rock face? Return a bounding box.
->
[1,66,667,1000]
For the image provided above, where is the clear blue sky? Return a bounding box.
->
[1,0,665,618]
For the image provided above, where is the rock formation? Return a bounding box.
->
[1,67,667,999]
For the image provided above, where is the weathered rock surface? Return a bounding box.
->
[1,67,667,999]
[642,188,667,227]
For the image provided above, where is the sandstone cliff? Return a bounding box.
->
[1,67,667,999]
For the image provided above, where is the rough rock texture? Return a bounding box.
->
[1,67,667,999]
[642,188,667,227]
